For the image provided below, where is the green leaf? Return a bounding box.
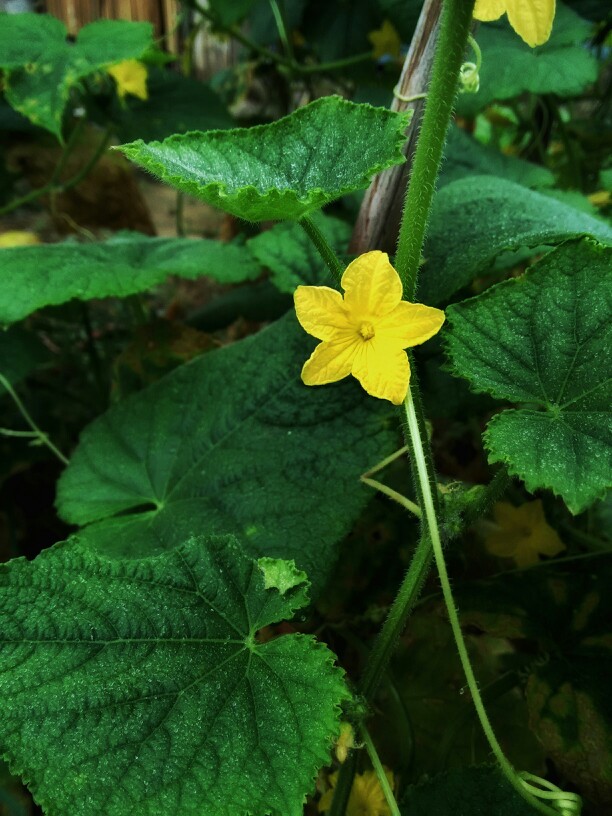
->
[0,236,260,326]
[115,68,234,144]
[0,535,349,816]
[0,14,153,138]
[439,126,554,190]
[117,97,409,222]
[247,212,351,293]
[445,239,612,514]
[56,312,396,592]
[401,766,538,815]
[0,327,49,388]
[457,4,598,117]
[421,176,612,305]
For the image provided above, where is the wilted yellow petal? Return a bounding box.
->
[301,337,360,386]
[294,285,353,341]
[107,59,148,101]
[351,338,410,405]
[376,301,445,348]
[505,0,555,46]
[473,0,506,21]
[341,251,402,319]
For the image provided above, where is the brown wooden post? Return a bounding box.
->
[349,0,443,255]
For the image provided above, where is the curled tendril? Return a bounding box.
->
[458,61,479,93]
[458,34,482,95]
[519,772,582,816]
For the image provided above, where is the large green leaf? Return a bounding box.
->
[457,4,598,117]
[56,312,396,591]
[421,176,612,304]
[0,14,153,138]
[439,126,554,190]
[445,239,612,514]
[0,535,348,816]
[0,236,260,326]
[117,97,409,221]
[247,212,351,293]
[401,766,538,815]
[458,557,612,807]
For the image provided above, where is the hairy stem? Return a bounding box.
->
[403,394,562,816]
[394,0,475,297]
[361,725,401,816]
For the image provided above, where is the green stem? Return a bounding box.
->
[462,466,510,526]
[359,530,433,701]
[403,393,561,816]
[0,123,112,216]
[189,0,292,67]
[298,215,344,283]
[297,52,372,75]
[0,374,69,466]
[394,0,476,298]
[328,753,359,816]
[361,725,401,816]
[269,0,295,65]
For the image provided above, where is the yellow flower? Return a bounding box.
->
[368,20,402,60]
[473,0,556,47]
[484,500,565,567]
[319,768,394,816]
[107,59,148,101]
[294,251,445,405]
[0,231,40,248]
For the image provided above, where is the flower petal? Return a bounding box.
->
[505,0,555,46]
[351,338,410,405]
[294,285,353,341]
[473,0,507,21]
[301,337,360,386]
[376,301,445,348]
[341,251,402,319]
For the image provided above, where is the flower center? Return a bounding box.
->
[359,321,376,341]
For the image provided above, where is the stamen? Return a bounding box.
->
[359,321,376,340]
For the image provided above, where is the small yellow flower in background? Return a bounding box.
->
[319,768,394,816]
[107,59,148,101]
[588,190,611,208]
[0,230,40,248]
[368,20,402,60]
[484,500,565,567]
[474,0,556,47]
[294,251,445,406]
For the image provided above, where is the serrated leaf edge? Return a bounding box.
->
[117,96,410,221]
